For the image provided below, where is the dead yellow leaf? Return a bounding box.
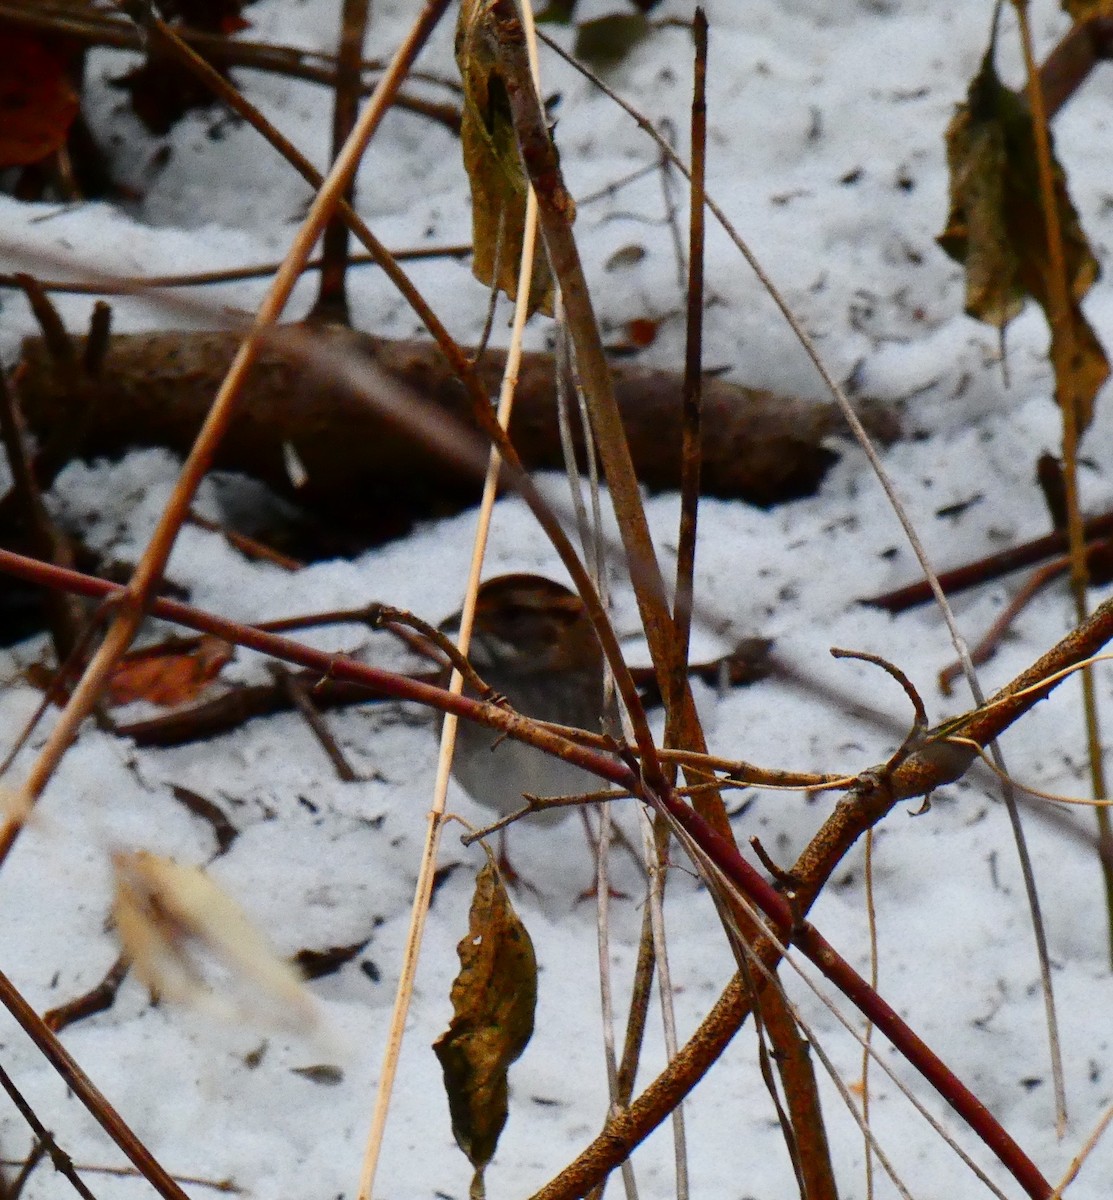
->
[455,0,558,316]
[433,859,537,1194]
[937,23,1108,430]
[113,850,316,1029]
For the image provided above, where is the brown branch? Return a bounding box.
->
[0,548,638,790]
[0,243,473,297]
[14,329,893,530]
[861,509,1113,611]
[1037,15,1113,120]
[0,367,85,661]
[269,665,358,782]
[168,785,239,857]
[671,7,706,692]
[309,0,371,325]
[98,640,769,752]
[43,957,129,1034]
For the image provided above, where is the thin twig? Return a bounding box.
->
[0,970,190,1200]
[355,8,553,1196]
[554,285,637,1200]
[0,244,472,295]
[642,809,687,1200]
[9,1141,48,1200]
[270,665,358,782]
[1013,0,1084,1127]
[185,510,303,571]
[0,1060,100,1200]
[671,7,706,722]
[864,510,1113,610]
[42,956,129,1033]
[0,366,85,661]
[861,828,879,1200]
[0,1161,241,1195]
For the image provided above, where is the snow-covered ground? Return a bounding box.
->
[3,1,1113,1197]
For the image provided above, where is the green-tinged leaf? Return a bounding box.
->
[938,95,1024,329]
[535,0,578,23]
[433,859,538,1195]
[455,0,555,316]
[937,23,1107,430]
[574,12,651,69]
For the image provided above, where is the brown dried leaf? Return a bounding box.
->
[0,28,80,168]
[108,636,233,707]
[1061,1,1113,19]
[113,850,315,1028]
[1054,301,1110,430]
[455,0,556,316]
[937,28,1108,430]
[433,859,537,1190]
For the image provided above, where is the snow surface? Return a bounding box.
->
[3,1,1113,1197]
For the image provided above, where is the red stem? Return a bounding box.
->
[0,546,1052,1197]
[0,547,629,787]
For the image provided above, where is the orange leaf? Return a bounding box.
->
[108,637,233,707]
[626,316,661,348]
[0,28,80,168]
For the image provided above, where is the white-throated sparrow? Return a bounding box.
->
[441,574,607,843]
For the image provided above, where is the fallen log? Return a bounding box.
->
[17,327,899,542]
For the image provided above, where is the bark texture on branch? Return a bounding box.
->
[18,327,899,540]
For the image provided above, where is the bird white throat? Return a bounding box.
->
[440,574,607,827]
